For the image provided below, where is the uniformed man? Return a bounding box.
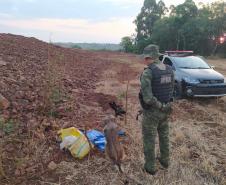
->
[139,45,174,175]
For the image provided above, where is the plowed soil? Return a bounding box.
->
[0,34,226,185]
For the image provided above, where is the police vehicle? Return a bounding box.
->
[160,51,226,98]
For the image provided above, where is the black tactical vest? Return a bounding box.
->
[148,63,174,104]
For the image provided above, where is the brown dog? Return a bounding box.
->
[103,115,124,173]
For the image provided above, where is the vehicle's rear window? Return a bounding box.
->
[173,56,210,69]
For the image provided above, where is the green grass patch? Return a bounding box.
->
[0,117,17,135]
[50,88,62,104]
[117,91,126,100]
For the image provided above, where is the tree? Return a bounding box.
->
[72,44,82,49]
[134,0,167,53]
[151,0,198,50]
[120,36,135,53]
[127,0,226,57]
[211,1,226,36]
[174,0,198,20]
[151,17,178,52]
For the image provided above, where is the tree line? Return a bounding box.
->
[121,0,226,57]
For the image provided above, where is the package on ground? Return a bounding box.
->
[58,127,92,159]
[86,130,106,152]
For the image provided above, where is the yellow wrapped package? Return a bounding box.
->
[58,127,92,159]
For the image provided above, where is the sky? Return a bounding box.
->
[0,0,219,43]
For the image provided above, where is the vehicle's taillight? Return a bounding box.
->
[220,37,225,44]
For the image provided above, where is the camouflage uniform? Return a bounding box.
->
[140,45,174,174]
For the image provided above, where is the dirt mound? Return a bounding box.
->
[0,33,118,123]
[0,34,126,184]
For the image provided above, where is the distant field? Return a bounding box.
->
[208,58,226,76]
[54,42,122,51]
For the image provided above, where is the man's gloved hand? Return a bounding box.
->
[156,101,163,110]
[161,103,172,113]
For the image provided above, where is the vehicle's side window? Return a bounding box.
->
[159,55,164,61]
[163,58,173,66]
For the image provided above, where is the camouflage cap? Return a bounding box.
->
[143,44,161,59]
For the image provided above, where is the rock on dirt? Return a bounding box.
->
[0,93,10,109]
[0,59,7,66]
[48,161,58,171]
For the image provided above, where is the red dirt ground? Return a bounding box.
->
[0,34,138,184]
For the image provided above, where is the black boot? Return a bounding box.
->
[144,168,157,175]
[158,158,169,169]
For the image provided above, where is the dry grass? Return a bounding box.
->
[0,141,6,179]
[78,57,226,185]
[42,40,65,116]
